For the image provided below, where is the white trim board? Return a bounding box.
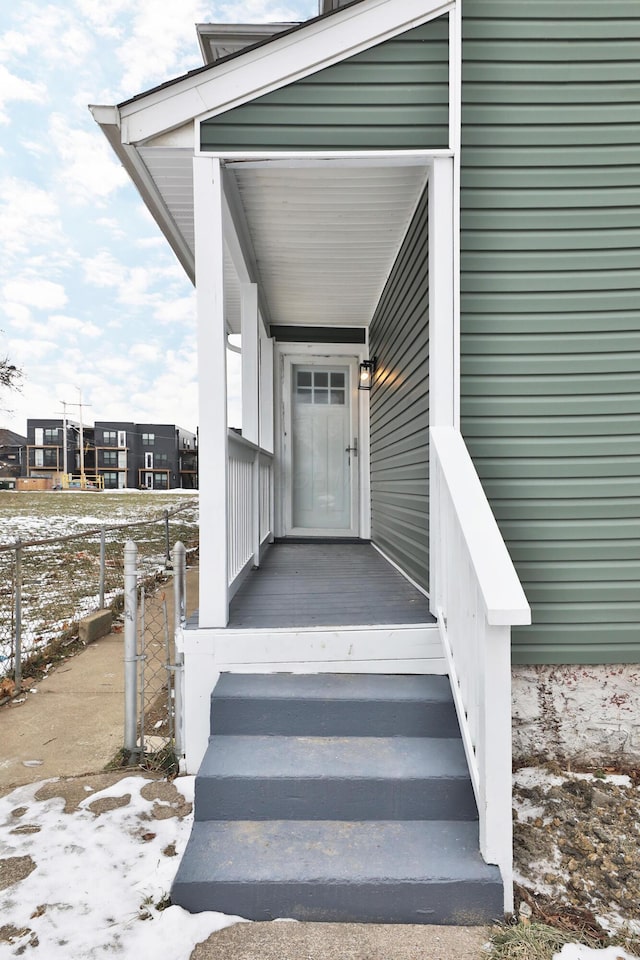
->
[118,0,456,144]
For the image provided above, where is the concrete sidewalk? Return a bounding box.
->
[193,921,491,960]
[0,566,199,794]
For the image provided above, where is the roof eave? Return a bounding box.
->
[89,105,195,284]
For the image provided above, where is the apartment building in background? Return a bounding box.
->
[24,418,198,489]
[92,421,198,489]
[26,419,91,482]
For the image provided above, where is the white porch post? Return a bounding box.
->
[241,283,261,567]
[241,283,259,445]
[194,155,228,627]
[259,325,274,455]
[428,156,456,611]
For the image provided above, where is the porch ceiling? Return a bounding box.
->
[138,146,428,333]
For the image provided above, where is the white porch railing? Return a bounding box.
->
[430,426,531,914]
[228,431,274,597]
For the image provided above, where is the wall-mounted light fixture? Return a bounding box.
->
[358,358,376,391]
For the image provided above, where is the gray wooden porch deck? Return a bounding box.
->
[228,542,434,629]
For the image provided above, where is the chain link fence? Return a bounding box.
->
[0,500,198,698]
[123,541,187,769]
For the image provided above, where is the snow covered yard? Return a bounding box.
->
[0,766,638,960]
[0,490,198,546]
[0,773,241,959]
[0,492,198,680]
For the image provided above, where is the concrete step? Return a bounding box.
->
[210,673,459,738]
[195,735,477,821]
[170,819,503,923]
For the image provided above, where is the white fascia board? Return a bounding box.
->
[89,106,195,283]
[119,0,455,145]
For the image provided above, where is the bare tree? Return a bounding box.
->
[1,357,21,391]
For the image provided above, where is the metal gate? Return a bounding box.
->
[123,541,186,766]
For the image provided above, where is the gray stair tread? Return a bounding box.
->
[213,673,453,703]
[175,820,499,884]
[200,736,471,780]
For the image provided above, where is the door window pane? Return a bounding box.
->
[295,368,347,405]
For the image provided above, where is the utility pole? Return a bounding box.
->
[78,388,85,488]
[60,401,68,475]
[59,391,92,488]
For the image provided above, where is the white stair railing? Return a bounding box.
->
[430,426,531,914]
[228,432,274,596]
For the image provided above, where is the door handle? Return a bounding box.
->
[345,438,358,457]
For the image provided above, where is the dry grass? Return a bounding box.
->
[486,921,600,960]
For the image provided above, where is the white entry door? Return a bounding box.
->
[284,358,359,537]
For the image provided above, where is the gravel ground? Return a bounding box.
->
[512,765,640,946]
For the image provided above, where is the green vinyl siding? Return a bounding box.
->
[201,19,448,152]
[460,0,640,664]
[369,188,429,591]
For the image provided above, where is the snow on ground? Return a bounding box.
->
[0,491,199,545]
[0,774,243,959]
[1,767,639,959]
[554,947,639,960]
[0,492,199,672]
[513,766,640,944]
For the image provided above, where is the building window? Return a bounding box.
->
[43,449,58,467]
[102,472,118,489]
[142,433,155,445]
[155,452,168,465]
[44,428,59,444]
[154,473,168,490]
[103,451,117,467]
[103,430,117,445]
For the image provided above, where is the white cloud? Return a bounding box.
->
[82,250,193,320]
[136,236,165,249]
[0,179,66,261]
[49,314,102,338]
[2,301,32,326]
[3,278,68,311]
[48,113,128,205]
[81,249,123,288]
[95,216,126,240]
[130,342,162,363]
[153,295,195,326]
[8,336,60,362]
[0,5,94,69]
[116,0,207,94]
[0,64,47,124]
[72,0,130,38]
[216,1,315,21]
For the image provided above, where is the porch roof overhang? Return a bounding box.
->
[90,0,456,335]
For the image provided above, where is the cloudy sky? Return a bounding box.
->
[0,0,316,436]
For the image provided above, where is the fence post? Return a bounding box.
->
[172,541,186,756]
[14,539,22,694]
[164,509,171,568]
[124,540,138,755]
[99,526,106,609]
